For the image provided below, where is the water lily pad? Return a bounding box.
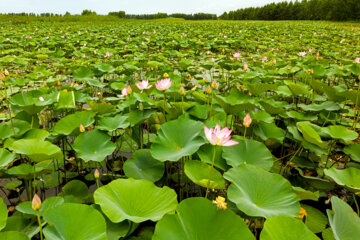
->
[43,203,107,240]
[260,216,320,240]
[0,231,30,240]
[324,167,360,191]
[94,178,177,223]
[343,144,360,162]
[0,148,16,169]
[297,122,325,148]
[54,111,95,136]
[0,198,7,231]
[153,197,255,240]
[222,138,274,170]
[327,196,360,240]
[123,149,165,182]
[224,164,300,218]
[73,130,116,162]
[150,118,205,162]
[184,160,225,189]
[302,204,328,233]
[9,139,62,162]
[97,115,130,132]
[325,125,358,143]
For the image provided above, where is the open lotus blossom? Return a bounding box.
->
[233,52,241,58]
[136,80,152,91]
[299,51,307,57]
[204,124,238,146]
[121,86,132,96]
[155,78,172,91]
[355,57,360,64]
[243,113,252,127]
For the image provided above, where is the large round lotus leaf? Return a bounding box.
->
[94,178,177,223]
[324,167,360,191]
[61,180,89,203]
[16,196,64,216]
[97,115,130,132]
[123,149,164,182]
[73,130,116,162]
[150,118,205,162]
[260,216,320,240]
[9,139,62,162]
[297,122,325,148]
[54,111,95,136]
[0,119,30,140]
[22,129,50,141]
[9,90,52,114]
[197,144,228,171]
[222,138,274,170]
[327,196,360,240]
[302,204,328,233]
[0,148,16,169]
[325,125,358,143]
[56,91,76,109]
[224,164,300,218]
[343,144,360,162]
[0,231,30,240]
[43,203,107,240]
[184,160,225,189]
[253,122,285,143]
[0,198,7,231]
[153,197,255,240]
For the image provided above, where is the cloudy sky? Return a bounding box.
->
[0,0,288,15]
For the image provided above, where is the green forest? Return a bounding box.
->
[220,0,360,21]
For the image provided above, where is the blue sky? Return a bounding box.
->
[0,0,288,15]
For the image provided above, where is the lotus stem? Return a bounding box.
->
[36,211,44,240]
[205,146,217,198]
[163,93,167,121]
[3,82,15,135]
[244,127,247,139]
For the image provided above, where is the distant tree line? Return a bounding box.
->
[220,0,360,21]
[110,12,217,20]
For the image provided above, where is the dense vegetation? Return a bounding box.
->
[0,18,360,240]
[220,0,360,21]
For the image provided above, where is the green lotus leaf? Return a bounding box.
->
[153,197,255,240]
[97,114,130,132]
[224,164,300,218]
[0,119,31,140]
[302,204,328,233]
[253,122,285,143]
[0,231,30,240]
[73,66,94,81]
[94,178,177,223]
[0,148,17,169]
[0,198,7,231]
[322,228,336,240]
[43,203,107,240]
[325,125,358,143]
[16,196,64,216]
[150,118,205,162]
[88,101,116,115]
[22,129,50,141]
[260,216,320,240]
[292,187,319,201]
[297,122,325,148]
[222,138,274,170]
[197,144,228,171]
[9,139,62,162]
[123,149,165,182]
[56,91,76,109]
[184,160,225,189]
[327,196,360,240]
[324,167,360,191]
[73,130,116,162]
[60,180,89,203]
[54,111,96,136]
[343,144,360,162]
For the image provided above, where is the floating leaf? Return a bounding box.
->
[184,160,225,189]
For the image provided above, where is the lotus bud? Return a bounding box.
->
[126,86,132,95]
[206,85,212,94]
[79,124,85,133]
[211,79,217,89]
[0,72,5,82]
[94,169,100,179]
[32,194,42,211]
[272,58,276,64]
[243,113,252,128]
[179,86,185,95]
[4,69,9,76]
[243,62,248,71]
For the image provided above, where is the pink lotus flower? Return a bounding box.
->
[355,57,360,64]
[32,194,42,211]
[233,52,241,58]
[105,51,110,57]
[308,48,313,53]
[272,58,277,64]
[299,51,307,57]
[121,86,132,97]
[243,113,252,128]
[263,56,268,61]
[155,78,172,91]
[204,124,238,146]
[243,62,248,71]
[136,80,152,91]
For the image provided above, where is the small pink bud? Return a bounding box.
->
[94,169,100,179]
[211,79,217,89]
[32,194,42,211]
[179,86,185,95]
[243,62,248,71]
[243,113,252,128]
[79,124,85,133]
[206,85,212,94]
[4,69,9,76]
